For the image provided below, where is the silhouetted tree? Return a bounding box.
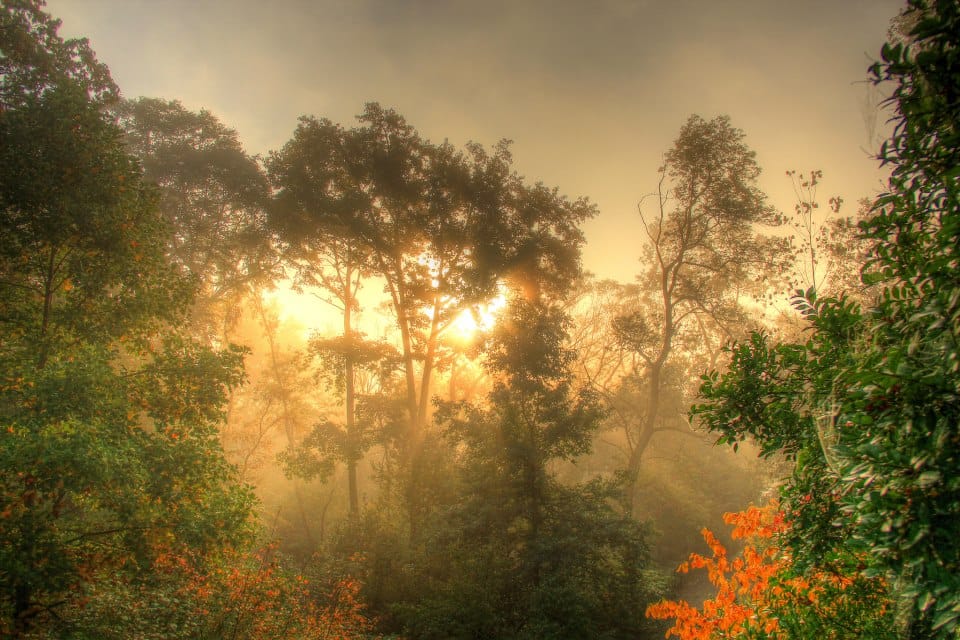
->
[269,104,595,534]
[613,115,789,514]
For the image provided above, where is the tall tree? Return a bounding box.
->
[269,104,595,532]
[694,1,960,636]
[113,97,275,340]
[268,116,382,517]
[612,115,788,513]
[0,3,253,634]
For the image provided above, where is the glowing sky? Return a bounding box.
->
[48,0,902,282]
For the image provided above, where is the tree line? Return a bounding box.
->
[4,0,956,638]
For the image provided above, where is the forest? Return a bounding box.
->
[1,0,958,638]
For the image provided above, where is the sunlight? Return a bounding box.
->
[262,282,338,339]
[447,291,508,343]
[261,278,396,343]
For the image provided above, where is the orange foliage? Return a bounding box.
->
[645,503,860,639]
[153,545,378,639]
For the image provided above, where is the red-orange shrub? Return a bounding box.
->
[646,502,892,639]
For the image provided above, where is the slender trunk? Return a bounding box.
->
[385,272,424,542]
[384,263,419,431]
[397,307,419,430]
[343,265,359,517]
[416,295,442,427]
[626,270,675,516]
[626,399,659,516]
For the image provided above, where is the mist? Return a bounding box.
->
[3,1,956,638]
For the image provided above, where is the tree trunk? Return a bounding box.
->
[343,265,360,517]
[625,268,675,516]
[416,295,442,428]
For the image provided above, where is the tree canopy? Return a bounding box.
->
[693,1,960,636]
[7,0,954,638]
[0,3,254,634]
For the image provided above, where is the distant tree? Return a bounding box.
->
[113,97,276,340]
[612,115,790,514]
[397,296,663,639]
[565,278,770,570]
[782,169,869,300]
[694,1,960,636]
[218,296,321,551]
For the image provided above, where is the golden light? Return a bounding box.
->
[447,291,508,343]
[262,281,339,338]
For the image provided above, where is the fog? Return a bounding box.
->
[48,0,898,282]
[3,1,935,638]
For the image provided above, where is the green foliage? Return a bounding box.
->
[0,0,116,110]
[0,3,256,634]
[113,97,276,339]
[695,1,960,636]
[391,298,664,639]
[0,84,190,356]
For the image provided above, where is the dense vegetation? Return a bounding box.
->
[1,0,956,638]
[657,1,960,638]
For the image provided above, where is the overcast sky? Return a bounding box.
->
[48,0,902,282]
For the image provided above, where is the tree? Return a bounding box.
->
[0,3,253,634]
[612,115,789,513]
[283,330,400,518]
[694,1,960,636]
[564,278,771,571]
[269,104,595,534]
[218,295,321,553]
[0,0,115,111]
[397,296,663,639]
[268,115,387,518]
[113,97,275,340]
[781,169,874,304]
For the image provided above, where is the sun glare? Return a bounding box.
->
[263,273,510,347]
[448,292,508,343]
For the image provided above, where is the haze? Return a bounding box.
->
[48,0,899,282]
[8,1,948,637]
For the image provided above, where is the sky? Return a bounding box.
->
[47,0,904,285]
